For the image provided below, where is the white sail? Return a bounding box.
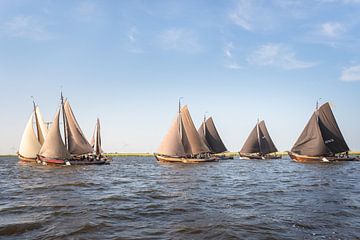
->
[19,112,41,159]
[39,109,70,159]
[35,106,48,145]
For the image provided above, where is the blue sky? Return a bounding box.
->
[0,0,359,154]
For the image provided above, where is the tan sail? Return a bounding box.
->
[63,100,93,155]
[19,112,41,159]
[91,118,103,155]
[39,109,70,159]
[35,106,48,145]
[157,114,187,156]
[180,106,210,155]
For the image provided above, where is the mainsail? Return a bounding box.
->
[39,109,70,159]
[157,105,210,156]
[240,120,278,155]
[90,118,103,155]
[180,106,210,155]
[291,102,349,156]
[198,117,227,153]
[63,100,93,155]
[258,121,278,153]
[19,112,42,158]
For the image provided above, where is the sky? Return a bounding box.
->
[0,0,360,154]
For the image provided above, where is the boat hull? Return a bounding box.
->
[154,154,218,163]
[38,155,66,165]
[68,160,108,165]
[216,155,234,160]
[18,154,38,163]
[239,153,282,160]
[38,154,110,166]
[288,152,358,163]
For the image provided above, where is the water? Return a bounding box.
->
[0,156,359,239]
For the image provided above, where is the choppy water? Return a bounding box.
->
[0,156,359,239]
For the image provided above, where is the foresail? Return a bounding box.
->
[240,124,260,154]
[318,102,349,154]
[180,106,210,155]
[64,101,93,155]
[291,112,330,156]
[19,112,41,158]
[39,109,70,159]
[157,114,186,156]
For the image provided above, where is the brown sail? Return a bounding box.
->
[180,106,210,155]
[317,103,349,154]
[291,108,331,156]
[157,114,187,156]
[258,121,278,153]
[63,100,93,155]
[198,117,227,153]
[240,120,277,155]
[39,109,70,159]
[91,118,104,155]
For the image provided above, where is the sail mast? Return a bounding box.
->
[203,114,206,137]
[61,91,68,150]
[32,97,41,143]
[178,97,183,141]
[256,118,262,154]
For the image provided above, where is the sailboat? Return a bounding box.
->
[198,116,233,160]
[38,93,108,165]
[18,102,48,162]
[239,120,281,160]
[154,103,217,163]
[90,118,109,162]
[288,102,356,162]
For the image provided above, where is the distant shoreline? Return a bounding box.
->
[1,152,359,157]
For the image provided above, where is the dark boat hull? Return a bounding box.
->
[68,159,108,165]
[288,152,358,163]
[154,154,218,163]
[239,153,282,160]
[216,155,234,160]
[38,155,110,166]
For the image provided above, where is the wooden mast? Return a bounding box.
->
[256,118,263,155]
[61,91,68,151]
[32,97,41,143]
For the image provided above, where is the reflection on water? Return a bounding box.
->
[0,157,359,239]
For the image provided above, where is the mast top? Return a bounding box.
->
[178,97,183,114]
[316,98,322,111]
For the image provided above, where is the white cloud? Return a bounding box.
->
[320,22,345,38]
[224,42,234,58]
[340,65,360,81]
[224,42,242,70]
[0,15,50,41]
[225,63,242,69]
[229,0,253,31]
[73,1,100,22]
[158,28,201,53]
[247,44,317,70]
[125,27,143,54]
[127,27,137,43]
